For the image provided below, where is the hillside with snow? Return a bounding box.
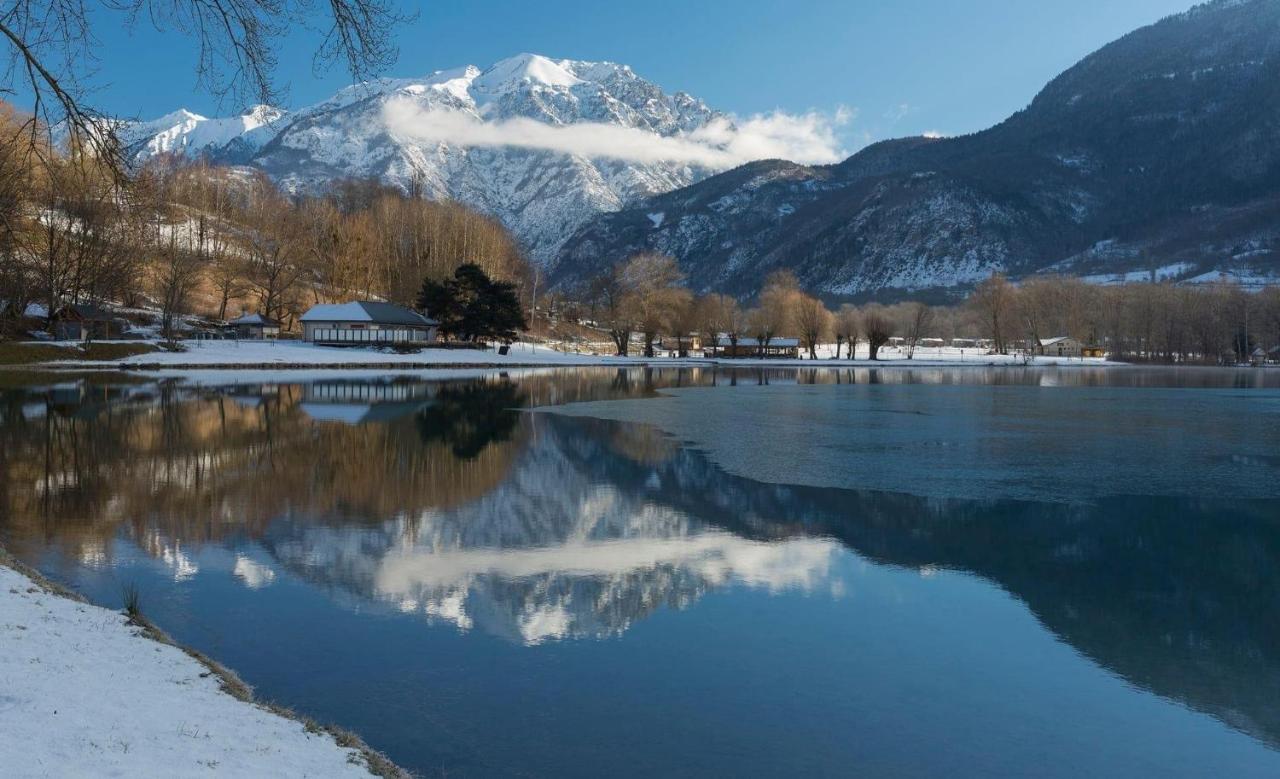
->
[556,0,1280,297]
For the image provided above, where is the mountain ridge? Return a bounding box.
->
[114,53,725,264]
[553,0,1280,298]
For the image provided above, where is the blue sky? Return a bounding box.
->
[78,0,1192,145]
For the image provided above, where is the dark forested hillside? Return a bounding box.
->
[554,0,1280,299]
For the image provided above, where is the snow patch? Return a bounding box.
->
[0,564,374,777]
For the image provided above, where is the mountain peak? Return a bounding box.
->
[473,53,584,92]
[149,108,204,126]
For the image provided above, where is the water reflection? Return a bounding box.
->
[1,368,1278,754]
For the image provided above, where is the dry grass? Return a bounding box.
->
[0,342,162,365]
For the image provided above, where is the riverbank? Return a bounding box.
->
[0,550,406,778]
[3,338,1113,370]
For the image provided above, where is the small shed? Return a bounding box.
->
[1039,336,1083,357]
[52,304,122,341]
[300,301,439,346]
[227,312,281,340]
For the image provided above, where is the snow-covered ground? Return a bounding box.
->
[19,339,1112,370]
[0,562,387,778]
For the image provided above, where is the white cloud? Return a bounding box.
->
[381,97,851,168]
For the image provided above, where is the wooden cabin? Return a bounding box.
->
[226,313,282,340]
[52,304,123,341]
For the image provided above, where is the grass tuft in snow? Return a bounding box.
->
[122,581,143,621]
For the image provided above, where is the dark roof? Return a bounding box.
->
[56,304,115,321]
[715,336,801,348]
[227,313,282,327]
[359,301,439,326]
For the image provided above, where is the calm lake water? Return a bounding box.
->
[2,365,1279,777]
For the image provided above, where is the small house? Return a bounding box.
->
[1039,336,1084,357]
[1082,344,1106,359]
[227,312,281,340]
[300,301,439,346]
[710,336,800,358]
[919,338,947,349]
[52,304,123,341]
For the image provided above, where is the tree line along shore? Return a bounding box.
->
[1,106,1277,367]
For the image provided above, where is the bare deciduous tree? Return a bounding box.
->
[794,293,832,360]
[862,305,892,361]
[1,0,408,164]
[971,272,1014,354]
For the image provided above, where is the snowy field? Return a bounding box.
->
[17,339,1112,369]
[0,563,386,778]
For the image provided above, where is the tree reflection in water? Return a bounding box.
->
[415,382,524,459]
[0,368,1278,752]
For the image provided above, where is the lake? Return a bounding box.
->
[2,365,1278,777]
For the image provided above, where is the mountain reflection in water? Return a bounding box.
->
[1,367,1278,769]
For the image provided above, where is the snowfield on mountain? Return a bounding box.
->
[117,55,729,264]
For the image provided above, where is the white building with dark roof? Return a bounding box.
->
[300,301,439,346]
[1039,336,1083,357]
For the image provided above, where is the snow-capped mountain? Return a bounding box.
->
[117,54,722,264]
[117,104,287,162]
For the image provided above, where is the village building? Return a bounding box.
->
[659,333,703,354]
[1039,336,1084,357]
[51,304,124,341]
[709,336,800,359]
[299,301,439,346]
[226,313,282,340]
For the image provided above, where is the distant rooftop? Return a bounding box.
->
[715,336,800,348]
[228,313,280,326]
[300,301,439,326]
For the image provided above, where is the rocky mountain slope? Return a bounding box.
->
[115,54,721,264]
[555,0,1280,298]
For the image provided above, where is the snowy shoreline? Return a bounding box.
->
[9,338,1115,371]
[0,550,405,778]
